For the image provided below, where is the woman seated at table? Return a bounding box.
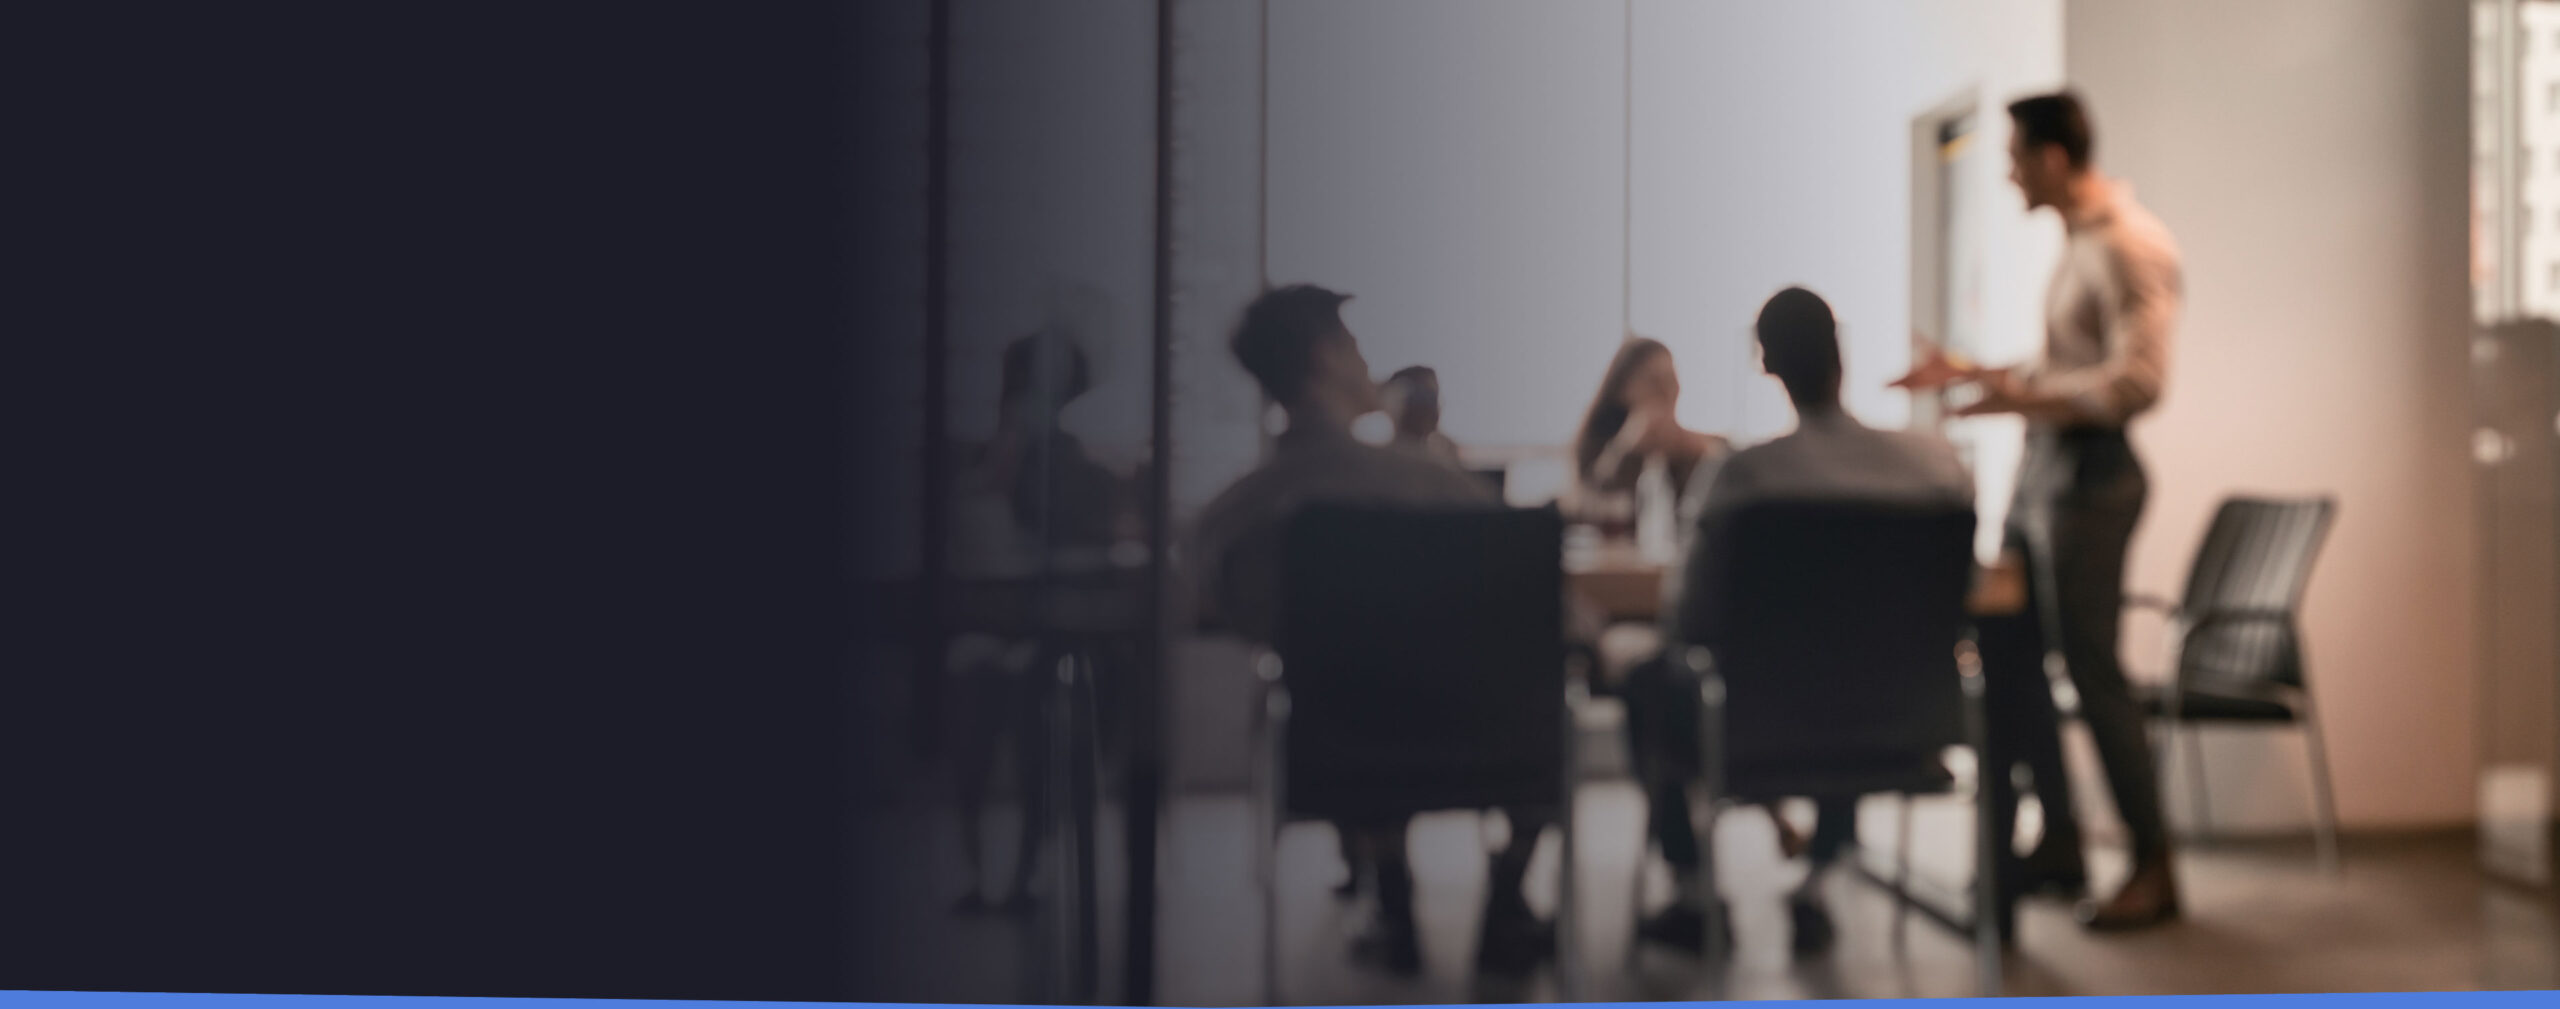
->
[1573,337,1815,869]
[1573,337,1729,519]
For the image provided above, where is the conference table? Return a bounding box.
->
[1561,535,1668,624]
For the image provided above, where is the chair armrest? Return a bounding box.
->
[1677,646,1724,719]
[2182,607,2294,635]
[2156,609,2303,706]
[1678,645,1726,801]
[2125,593,2181,616]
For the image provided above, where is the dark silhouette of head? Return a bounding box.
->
[1230,284,1377,426]
[1754,286,1843,414]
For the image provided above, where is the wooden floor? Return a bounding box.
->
[852,782,2560,1004]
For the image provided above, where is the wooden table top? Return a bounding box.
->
[1564,537,1670,624]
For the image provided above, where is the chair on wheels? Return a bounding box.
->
[1249,503,1586,1004]
[1632,500,2001,995]
[2130,495,2341,873]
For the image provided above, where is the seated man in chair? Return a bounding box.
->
[1622,286,1973,956]
[1190,284,1570,975]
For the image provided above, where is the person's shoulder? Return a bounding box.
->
[1716,434,1782,471]
[2102,198,2182,266]
[1874,423,1958,457]
[1872,426,1973,497]
[1695,435,1776,498]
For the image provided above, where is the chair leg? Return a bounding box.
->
[1068,654,1102,1003]
[2300,701,2343,877]
[1624,820,1649,972]
[2181,720,2213,844]
[1045,657,1077,1003]
[1973,784,2003,998]
[1254,676,1289,1006]
[1693,658,1729,988]
[1557,823,1583,1001]
[1254,765,1277,1005]
[1893,794,1914,953]
[1557,683,1586,1002]
[1958,637,2002,998]
[1698,798,1724,971]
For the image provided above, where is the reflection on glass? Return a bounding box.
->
[2472,0,2560,893]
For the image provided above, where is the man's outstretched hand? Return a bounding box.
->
[1950,368,2025,417]
[1888,334,1981,391]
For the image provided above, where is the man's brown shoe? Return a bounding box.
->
[2076,855,2180,931]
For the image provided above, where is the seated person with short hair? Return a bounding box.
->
[1623,286,1973,957]
[1189,284,1556,975]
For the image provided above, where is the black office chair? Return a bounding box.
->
[2130,495,2340,873]
[1250,503,1584,1003]
[1645,500,1999,995]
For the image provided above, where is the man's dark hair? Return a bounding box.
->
[2007,91,2094,169]
[1755,286,1842,409]
[1231,284,1352,403]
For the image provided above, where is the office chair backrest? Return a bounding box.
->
[1690,500,1977,773]
[1277,504,1564,821]
[2176,496,2337,692]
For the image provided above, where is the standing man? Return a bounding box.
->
[1895,90,2183,931]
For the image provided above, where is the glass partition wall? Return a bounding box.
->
[2472,0,2560,891]
[853,0,1183,1003]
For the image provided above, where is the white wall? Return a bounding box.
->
[2067,0,2477,831]
[1631,0,2063,551]
[1261,0,2064,449]
[1632,0,2063,442]
[1265,0,1629,452]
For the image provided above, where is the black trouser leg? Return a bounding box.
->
[1488,805,1552,911]
[1351,819,1416,926]
[1980,549,2084,868]
[2047,478,2168,862]
[1620,654,1701,874]
[1804,797,1858,868]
